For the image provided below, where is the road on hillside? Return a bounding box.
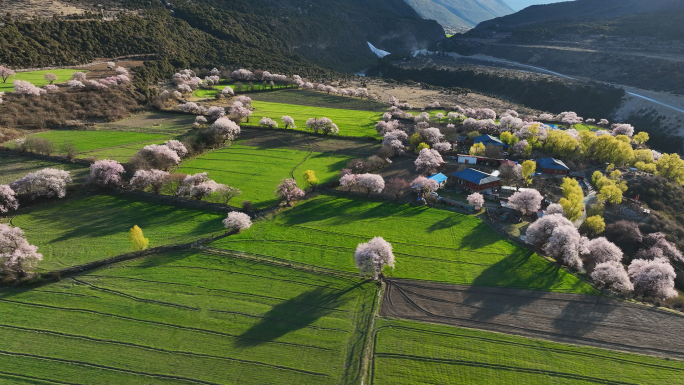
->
[381,279,684,359]
[420,50,684,115]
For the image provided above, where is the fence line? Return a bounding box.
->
[239,125,381,142]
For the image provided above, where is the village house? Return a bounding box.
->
[538,158,570,176]
[450,168,501,193]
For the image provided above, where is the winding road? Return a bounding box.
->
[417,50,684,115]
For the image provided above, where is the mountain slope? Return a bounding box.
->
[404,0,514,29]
[475,0,684,31]
[166,0,446,71]
[504,0,565,12]
[436,0,684,94]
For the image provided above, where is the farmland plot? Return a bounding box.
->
[0,250,377,384]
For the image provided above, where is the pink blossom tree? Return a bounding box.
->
[432,142,452,153]
[0,224,42,276]
[222,86,235,96]
[357,174,385,195]
[67,80,85,89]
[208,117,241,143]
[88,160,125,189]
[71,72,87,82]
[231,69,254,81]
[43,84,59,93]
[178,102,206,115]
[0,66,15,83]
[512,140,530,157]
[306,117,339,135]
[223,212,252,232]
[467,192,485,210]
[544,224,586,269]
[230,101,252,122]
[137,144,181,170]
[640,233,684,263]
[385,177,410,200]
[164,140,188,158]
[282,116,296,129]
[188,180,223,201]
[340,174,358,192]
[275,178,305,205]
[44,73,58,84]
[130,169,170,194]
[545,203,565,215]
[114,67,129,76]
[419,127,444,145]
[411,176,438,194]
[107,62,116,69]
[14,80,45,96]
[354,236,395,279]
[206,106,225,121]
[415,148,443,174]
[259,117,278,129]
[591,261,633,294]
[11,168,72,199]
[612,124,635,137]
[598,119,609,126]
[583,237,623,268]
[628,258,677,299]
[177,173,209,197]
[526,213,574,247]
[0,185,19,213]
[508,189,543,215]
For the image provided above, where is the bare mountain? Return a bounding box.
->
[437,0,684,94]
[404,0,513,30]
[504,0,566,12]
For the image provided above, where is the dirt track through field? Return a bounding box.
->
[381,279,684,359]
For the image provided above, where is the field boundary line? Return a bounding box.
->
[360,280,384,385]
[197,246,362,280]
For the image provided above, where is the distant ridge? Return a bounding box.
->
[403,0,514,30]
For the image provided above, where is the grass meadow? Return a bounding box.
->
[12,195,226,271]
[97,112,197,134]
[0,69,86,93]
[177,144,352,208]
[250,101,384,138]
[372,318,684,384]
[30,130,171,154]
[249,89,388,112]
[193,81,292,98]
[0,250,377,384]
[212,195,596,294]
[0,153,89,184]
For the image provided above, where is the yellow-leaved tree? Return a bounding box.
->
[129,225,149,251]
[558,177,584,221]
[469,143,485,156]
[521,160,536,185]
[304,170,319,190]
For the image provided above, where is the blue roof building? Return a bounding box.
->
[428,173,448,186]
[538,158,569,175]
[474,134,505,147]
[450,168,501,192]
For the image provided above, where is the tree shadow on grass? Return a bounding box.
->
[234,285,357,348]
[280,196,427,227]
[461,249,584,320]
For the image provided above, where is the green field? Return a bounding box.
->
[0,69,86,93]
[372,318,684,384]
[250,89,388,112]
[250,101,384,138]
[12,195,226,271]
[177,144,352,209]
[572,123,602,131]
[30,130,171,155]
[97,112,196,134]
[0,153,89,184]
[212,195,596,294]
[0,250,377,384]
[194,81,292,98]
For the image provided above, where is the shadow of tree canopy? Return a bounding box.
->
[235,285,357,348]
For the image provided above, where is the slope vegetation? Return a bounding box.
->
[404,0,513,30]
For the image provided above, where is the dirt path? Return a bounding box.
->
[381,279,684,360]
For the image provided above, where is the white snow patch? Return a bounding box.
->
[368,42,390,58]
